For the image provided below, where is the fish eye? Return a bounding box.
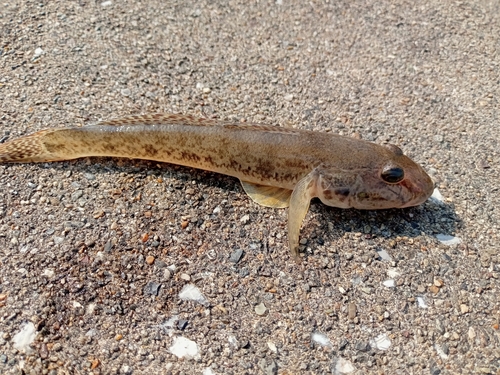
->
[381,166,404,184]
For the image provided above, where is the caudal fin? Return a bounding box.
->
[0,130,61,163]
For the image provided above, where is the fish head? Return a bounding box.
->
[317,144,434,210]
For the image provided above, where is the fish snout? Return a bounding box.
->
[402,167,434,207]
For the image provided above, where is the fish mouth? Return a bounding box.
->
[400,173,434,208]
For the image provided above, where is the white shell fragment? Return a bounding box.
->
[169,336,200,359]
[417,296,428,309]
[12,322,36,352]
[267,341,278,353]
[334,357,355,374]
[255,302,267,316]
[42,269,55,278]
[382,279,396,288]
[376,248,393,261]
[203,368,216,375]
[311,332,332,348]
[370,333,391,351]
[387,268,401,278]
[178,284,209,306]
[33,47,44,59]
[430,188,444,204]
[435,343,449,360]
[436,234,462,246]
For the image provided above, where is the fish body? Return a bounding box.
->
[0,114,434,260]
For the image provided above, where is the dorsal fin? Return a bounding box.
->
[95,114,302,135]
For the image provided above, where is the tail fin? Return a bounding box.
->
[0,130,62,163]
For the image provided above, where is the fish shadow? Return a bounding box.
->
[33,158,459,257]
[307,195,459,253]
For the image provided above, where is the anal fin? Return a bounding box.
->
[240,180,291,208]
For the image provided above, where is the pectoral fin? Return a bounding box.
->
[240,180,292,208]
[288,170,319,261]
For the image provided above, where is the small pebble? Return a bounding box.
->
[382,279,395,288]
[143,281,162,296]
[91,359,100,369]
[429,285,440,294]
[434,278,444,287]
[145,256,155,265]
[33,47,44,59]
[229,249,244,263]
[348,302,357,320]
[460,304,469,314]
[255,303,267,316]
[178,284,208,306]
[311,332,332,348]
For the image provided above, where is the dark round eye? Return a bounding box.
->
[381,166,405,183]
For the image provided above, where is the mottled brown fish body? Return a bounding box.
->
[7,117,399,189]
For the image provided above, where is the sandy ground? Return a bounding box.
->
[0,0,499,374]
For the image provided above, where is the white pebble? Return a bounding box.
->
[376,248,392,261]
[435,343,449,360]
[12,322,36,353]
[228,335,238,349]
[430,188,444,204]
[334,357,355,374]
[370,333,391,351]
[284,94,294,101]
[33,47,44,59]
[387,268,400,278]
[42,269,55,278]
[86,303,96,315]
[53,236,64,244]
[267,341,278,353]
[311,332,332,347]
[169,336,200,359]
[382,279,396,288]
[101,1,112,6]
[417,296,428,309]
[254,302,267,316]
[203,368,216,375]
[178,284,209,306]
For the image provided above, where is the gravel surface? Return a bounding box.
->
[1,1,499,374]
